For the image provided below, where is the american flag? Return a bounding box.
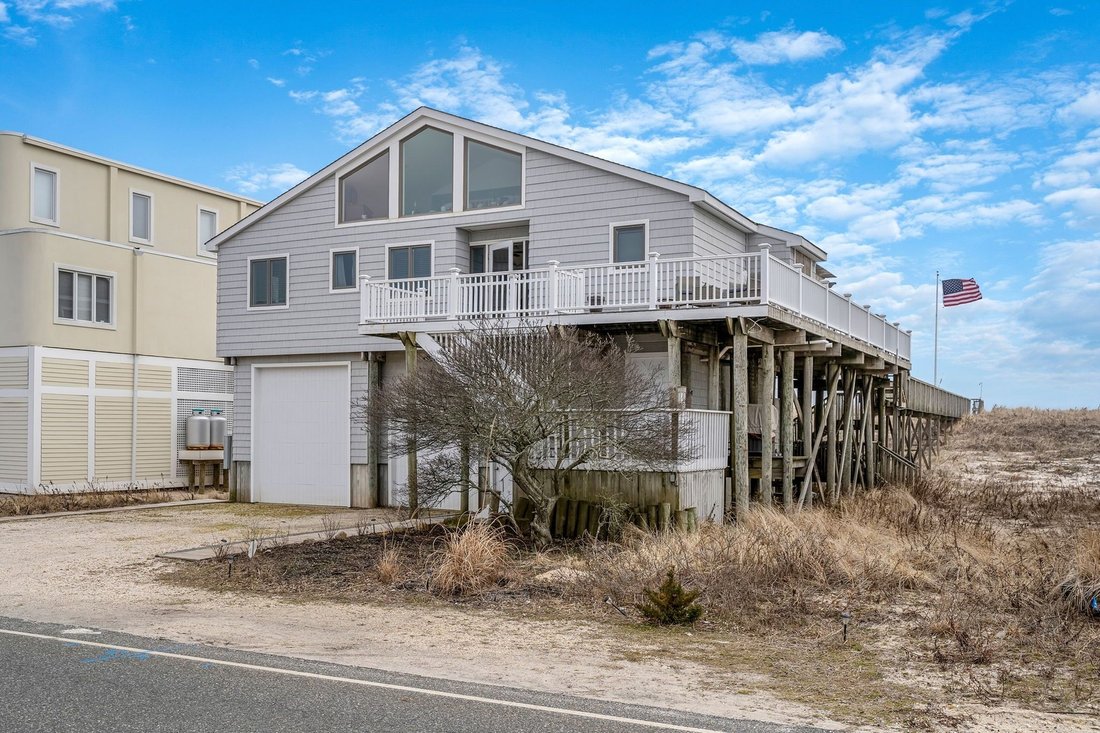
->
[942,278,982,307]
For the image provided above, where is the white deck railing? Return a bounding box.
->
[361,246,912,361]
[531,409,731,473]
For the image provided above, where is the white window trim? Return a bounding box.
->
[53,263,117,330]
[608,219,650,264]
[29,162,61,228]
[329,247,360,293]
[129,188,154,245]
[246,253,291,311]
[385,240,435,280]
[196,207,219,258]
[330,121,526,230]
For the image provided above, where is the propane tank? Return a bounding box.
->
[186,408,211,449]
[208,408,227,450]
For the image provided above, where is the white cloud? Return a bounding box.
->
[224,163,310,197]
[247,58,260,69]
[1044,186,1100,226]
[897,147,1017,191]
[729,29,845,65]
[266,77,285,88]
[2,0,115,43]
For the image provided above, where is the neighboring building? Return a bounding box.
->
[209,107,966,516]
[0,132,261,492]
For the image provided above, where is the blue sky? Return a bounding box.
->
[2,1,1098,408]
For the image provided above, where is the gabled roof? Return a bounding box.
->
[209,107,769,250]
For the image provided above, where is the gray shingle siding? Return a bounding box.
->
[693,206,748,259]
[217,147,706,357]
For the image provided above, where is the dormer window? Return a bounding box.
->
[465,140,521,210]
[339,151,389,223]
[401,127,453,217]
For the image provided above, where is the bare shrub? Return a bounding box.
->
[319,514,342,541]
[431,522,509,596]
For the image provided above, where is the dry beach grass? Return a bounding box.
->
[166,407,1100,728]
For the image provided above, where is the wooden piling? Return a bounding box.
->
[731,322,750,519]
[659,502,672,532]
[402,336,419,516]
[758,343,775,504]
[780,349,795,511]
[825,363,839,505]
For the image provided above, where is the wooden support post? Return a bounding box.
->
[666,330,682,402]
[731,322,750,519]
[800,356,813,454]
[825,363,839,505]
[364,354,383,509]
[863,378,875,490]
[707,344,721,410]
[403,335,419,517]
[875,380,887,486]
[758,343,775,504]
[797,366,842,509]
[459,440,471,514]
[838,372,857,499]
[780,349,795,511]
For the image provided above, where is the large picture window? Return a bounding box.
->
[466,140,521,210]
[388,244,432,280]
[249,256,288,308]
[57,268,112,325]
[340,151,389,222]
[401,127,453,217]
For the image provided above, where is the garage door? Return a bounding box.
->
[252,364,350,506]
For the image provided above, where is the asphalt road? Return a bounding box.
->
[0,616,822,733]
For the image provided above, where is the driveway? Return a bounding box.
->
[0,502,834,731]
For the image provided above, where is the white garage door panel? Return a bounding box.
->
[253,364,349,506]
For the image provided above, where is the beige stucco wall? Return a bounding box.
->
[0,132,260,362]
[0,133,259,258]
[0,230,220,360]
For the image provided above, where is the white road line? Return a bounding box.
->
[0,627,726,733]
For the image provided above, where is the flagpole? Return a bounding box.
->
[934,270,940,386]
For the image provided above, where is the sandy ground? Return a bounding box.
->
[3,502,1095,732]
[0,503,847,731]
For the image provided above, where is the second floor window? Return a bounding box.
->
[388,244,431,280]
[131,191,152,243]
[32,165,59,225]
[250,257,288,308]
[58,269,112,325]
[331,249,358,290]
[612,223,646,263]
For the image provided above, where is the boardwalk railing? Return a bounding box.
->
[905,378,972,418]
[362,246,912,361]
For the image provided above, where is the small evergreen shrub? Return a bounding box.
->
[637,567,704,624]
